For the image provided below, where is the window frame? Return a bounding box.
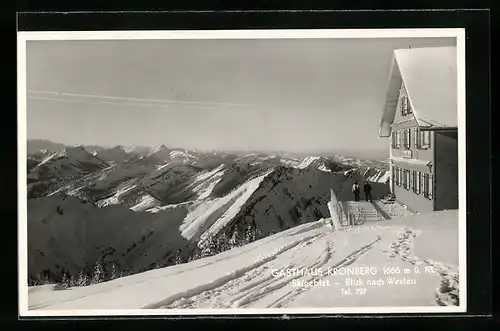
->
[420,172,425,196]
[423,130,431,149]
[396,167,402,187]
[400,95,413,116]
[394,167,399,186]
[416,128,431,150]
[402,168,410,190]
[412,127,418,149]
[416,171,421,195]
[402,128,412,150]
[391,131,398,148]
[422,173,434,200]
[411,170,417,193]
[428,174,434,199]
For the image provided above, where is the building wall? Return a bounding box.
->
[393,82,413,123]
[393,182,434,213]
[389,81,436,213]
[434,130,459,210]
[391,82,434,163]
[388,156,394,193]
[391,132,434,161]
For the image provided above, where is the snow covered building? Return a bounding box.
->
[378,46,458,213]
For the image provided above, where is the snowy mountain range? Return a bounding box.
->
[26,139,391,286]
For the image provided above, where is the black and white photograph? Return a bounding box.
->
[18,29,466,315]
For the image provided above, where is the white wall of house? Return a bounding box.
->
[389,141,394,194]
[389,81,435,213]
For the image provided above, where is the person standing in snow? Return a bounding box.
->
[352,180,360,201]
[364,181,373,202]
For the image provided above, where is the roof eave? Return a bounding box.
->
[379,55,402,138]
[419,126,458,131]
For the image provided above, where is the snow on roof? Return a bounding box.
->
[389,156,431,166]
[389,156,433,172]
[379,47,458,137]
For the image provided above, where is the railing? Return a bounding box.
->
[329,190,388,227]
[345,205,354,226]
[328,189,344,230]
[376,211,384,222]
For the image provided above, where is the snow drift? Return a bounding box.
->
[28,210,459,311]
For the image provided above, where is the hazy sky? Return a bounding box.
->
[26,37,456,157]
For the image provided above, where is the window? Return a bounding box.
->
[416,171,421,195]
[422,173,434,200]
[428,174,433,199]
[401,95,413,116]
[416,128,432,149]
[394,167,399,186]
[391,131,398,148]
[394,167,403,187]
[423,130,431,148]
[411,170,418,193]
[412,127,418,148]
[419,172,425,195]
[408,129,412,149]
[402,169,410,190]
[402,128,411,150]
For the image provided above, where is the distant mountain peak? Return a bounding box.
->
[71,144,87,150]
[145,145,172,159]
[150,144,170,154]
[108,145,126,152]
[295,156,322,169]
[123,146,139,153]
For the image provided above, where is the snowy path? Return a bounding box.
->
[163,230,382,309]
[28,210,459,311]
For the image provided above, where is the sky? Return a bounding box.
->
[26,36,456,159]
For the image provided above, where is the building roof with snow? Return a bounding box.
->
[379,46,458,138]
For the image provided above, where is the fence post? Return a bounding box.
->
[327,189,343,230]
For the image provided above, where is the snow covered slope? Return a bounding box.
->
[27,139,68,155]
[27,146,110,198]
[363,167,390,183]
[28,149,52,161]
[179,169,273,242]
[95,146,131,163]
[343,166,390,184]
[28,210,459,311]
[212,165,390,239]
[27,157,42,172]
[145,145,173,164]
[169,149,198,163]
[27,195,191,282]
[294,156,352,173]
[123,146,152,156]
[31,146,109,178]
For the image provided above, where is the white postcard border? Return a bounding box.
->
[17,28,467,316]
